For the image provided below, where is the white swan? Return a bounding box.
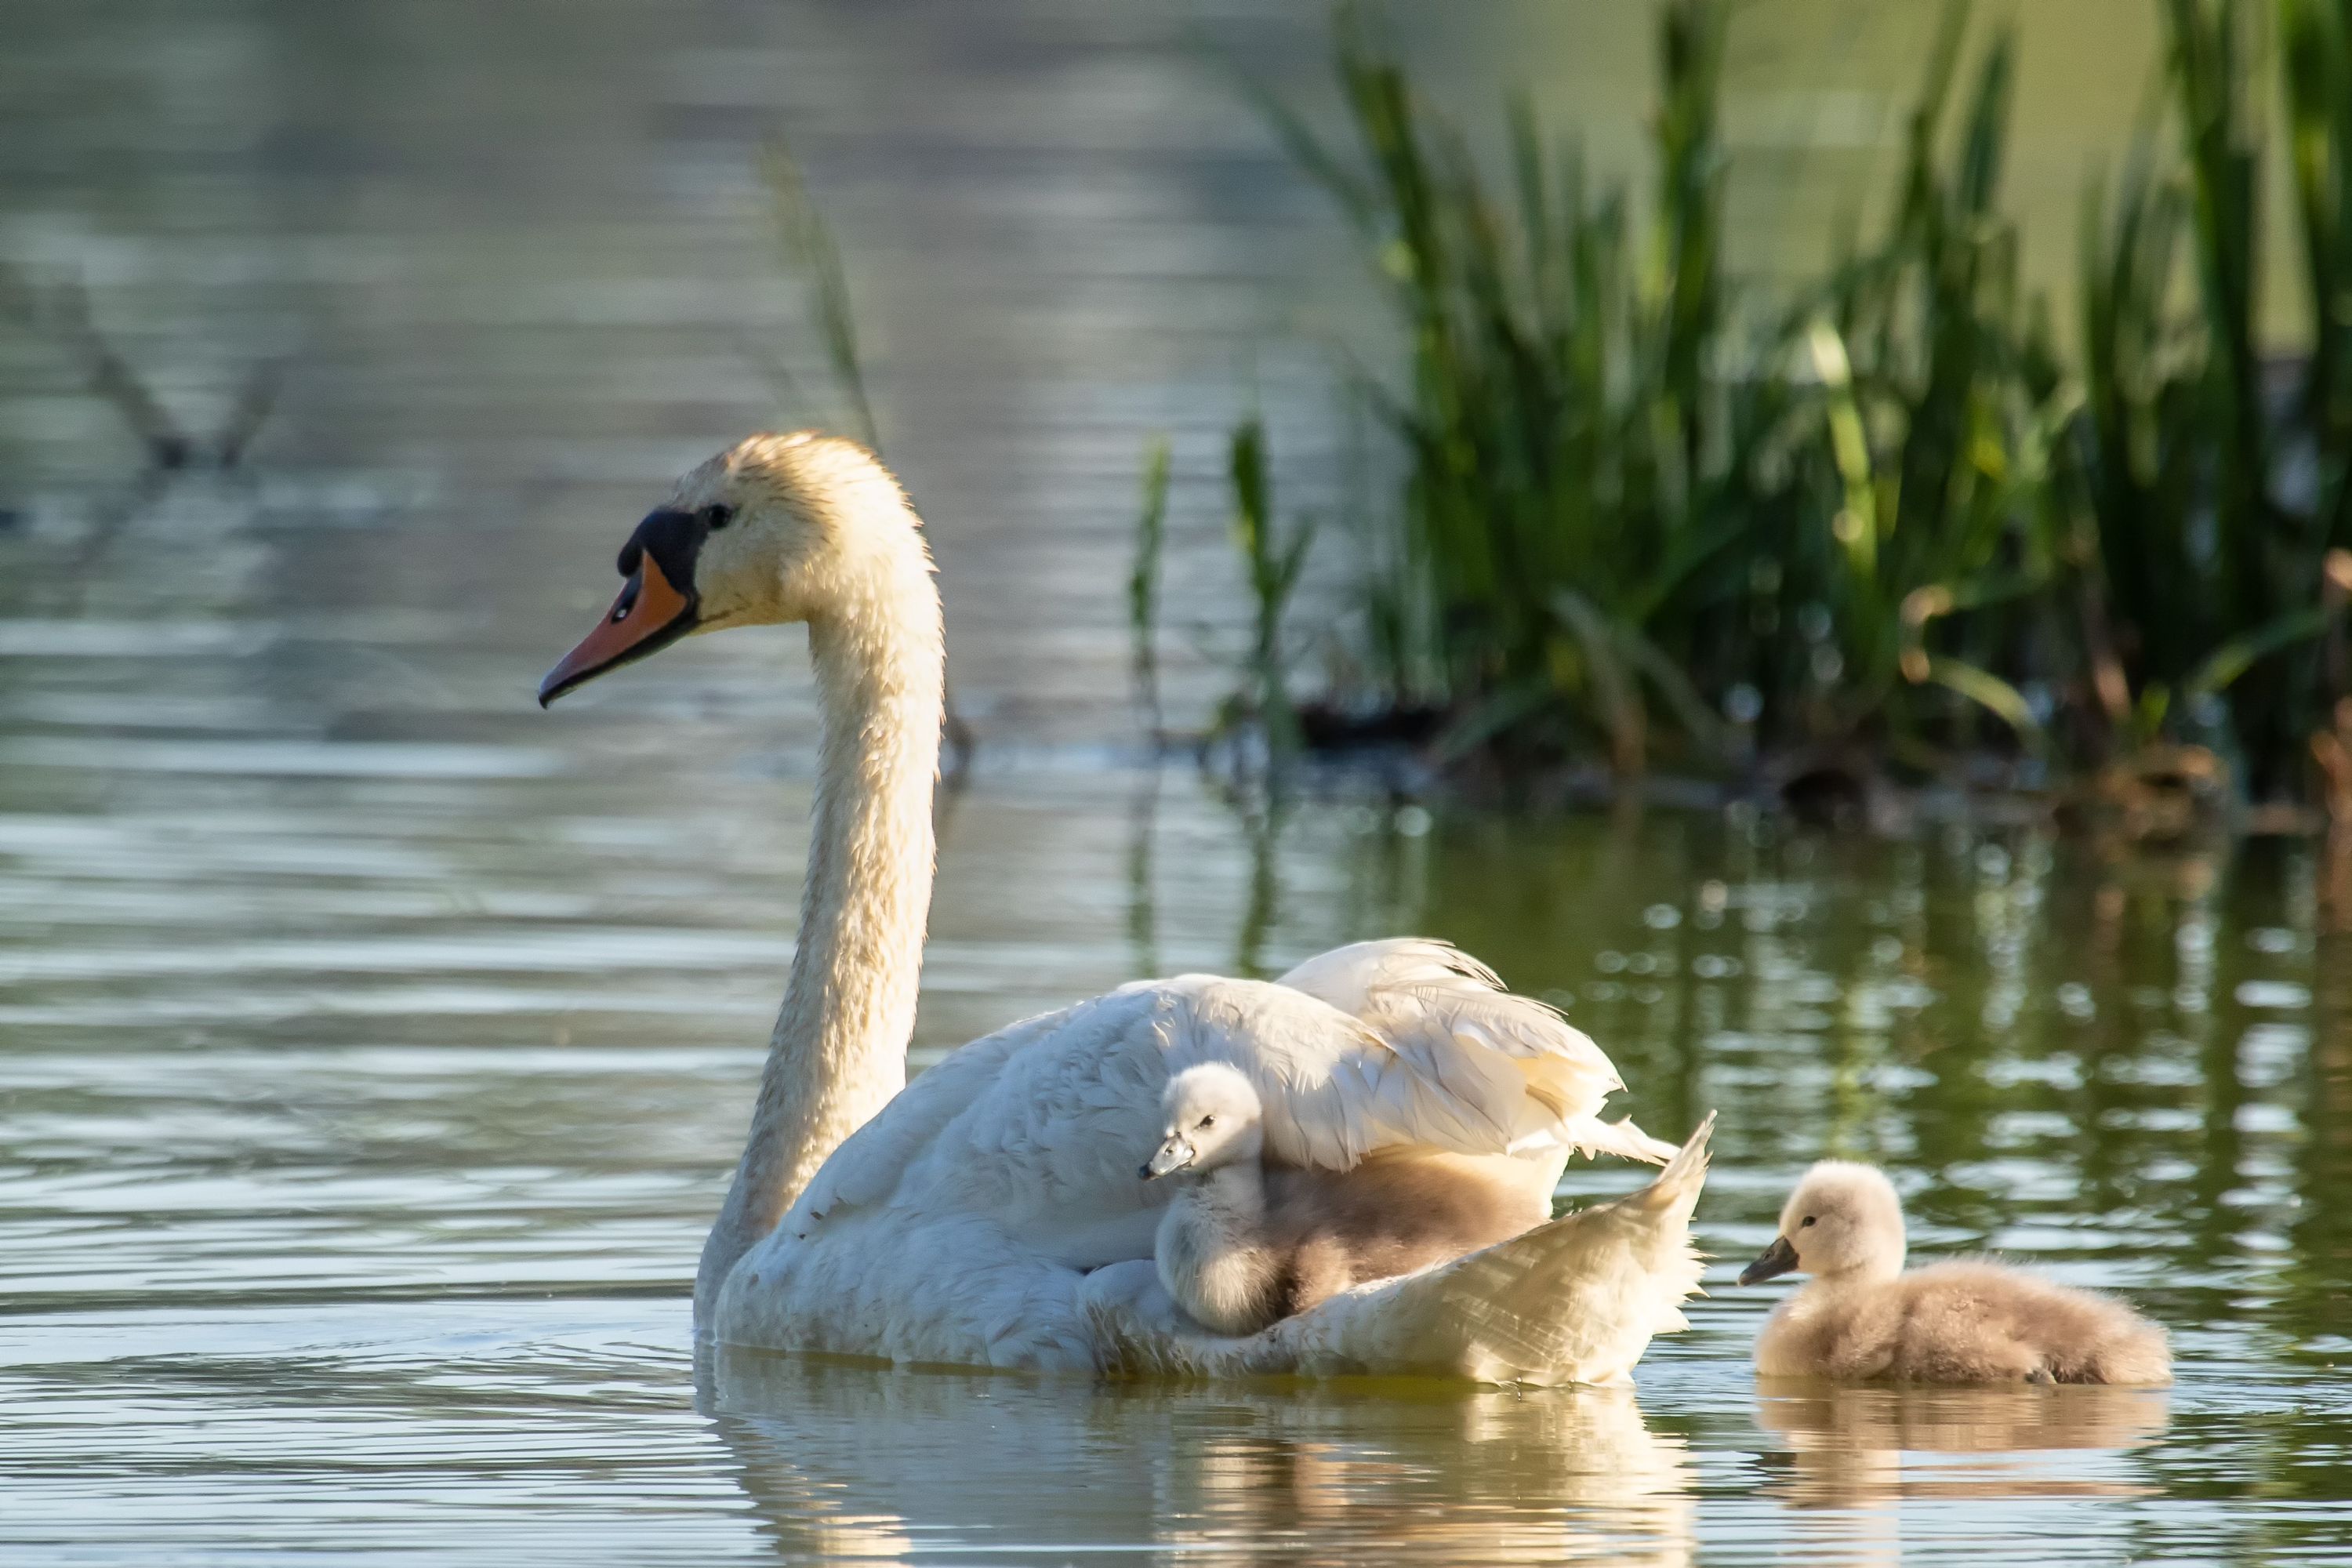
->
[539,431,1713,1384]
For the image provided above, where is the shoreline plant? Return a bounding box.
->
[1149,0,2352,811]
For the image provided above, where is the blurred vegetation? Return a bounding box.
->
[755,140,880,452]
[1153,0,2352,811]
[1129,436,1172,742]
[757,135,982,775]
[0,261,277,474]
[1219,418,1316,753]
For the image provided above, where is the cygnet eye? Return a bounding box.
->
[1198,1115,1216,1129]
[701,503,735,530]
[1800,1216,1817,1227]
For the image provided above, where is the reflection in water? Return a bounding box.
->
[1229,786,1292,981]
[1753,1381,2167,1568]
[1758,1379,2168,1504]
[706,1346,1692,1566]
[2285,916,2352,1357]
[1127,767,1162,978]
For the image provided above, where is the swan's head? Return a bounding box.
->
[1740,1160,1907,1286]
[1142,1063,1265,1180]
[539,431,927,705]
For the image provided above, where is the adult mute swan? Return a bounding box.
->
[539,432,1713,1384]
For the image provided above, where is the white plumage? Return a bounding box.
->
[1276,939,1680,1163]
[724,967,1707,1379]
[542,433,1713,1385]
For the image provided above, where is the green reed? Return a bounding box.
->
[757,139,880,452]
[757,136,982,774]
[1241,0,1761,771]
[2071,124,2205,742]
[1129,437,1171,742]
[2280,0,2352,550]
[1221,419,1314,755]
[1153,0,2352,800]
[2278,0,2352,695]
[2056,0,2352,785]
[2163,0,2304,772]
[2067,113,2328,758]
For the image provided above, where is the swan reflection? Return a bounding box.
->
[706,1345,1694,1564]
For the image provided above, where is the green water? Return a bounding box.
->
[4,1,2350,1561]
[5,735,2348,1562]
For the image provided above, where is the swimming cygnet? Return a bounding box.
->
[1739,1161,2171,1386]
[1141,1063,1288,1335]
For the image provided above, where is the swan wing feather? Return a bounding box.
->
[779,965,1649,1274]
[1278,938,1676,1163]
[796,1003,1076,1220]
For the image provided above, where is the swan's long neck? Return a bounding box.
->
[698,499,943,1320]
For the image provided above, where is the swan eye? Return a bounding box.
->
[702,503,735,530]
[1198,1116,1215,1129]
[1800,1216,1816,1227]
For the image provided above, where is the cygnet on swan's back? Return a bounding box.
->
[1142,1064,1286,1334]
[1267,1154,1539,1316]
[1142,1064,1540,1336]
[1739,1161,2171,1386]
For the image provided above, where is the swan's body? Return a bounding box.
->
[1740,1162,2172,1386]
[540,432,1711,1384]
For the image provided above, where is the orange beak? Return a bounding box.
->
[538,549,699,706]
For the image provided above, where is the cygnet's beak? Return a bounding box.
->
[539,510,706,706]
[1739,1235,1801,1286]
[1141,1138,1196,1180]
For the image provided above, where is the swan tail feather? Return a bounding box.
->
[1556,1113,1683,1166]
[1090,1112,1714,1386]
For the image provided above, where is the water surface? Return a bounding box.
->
[4,2,2350,1563]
